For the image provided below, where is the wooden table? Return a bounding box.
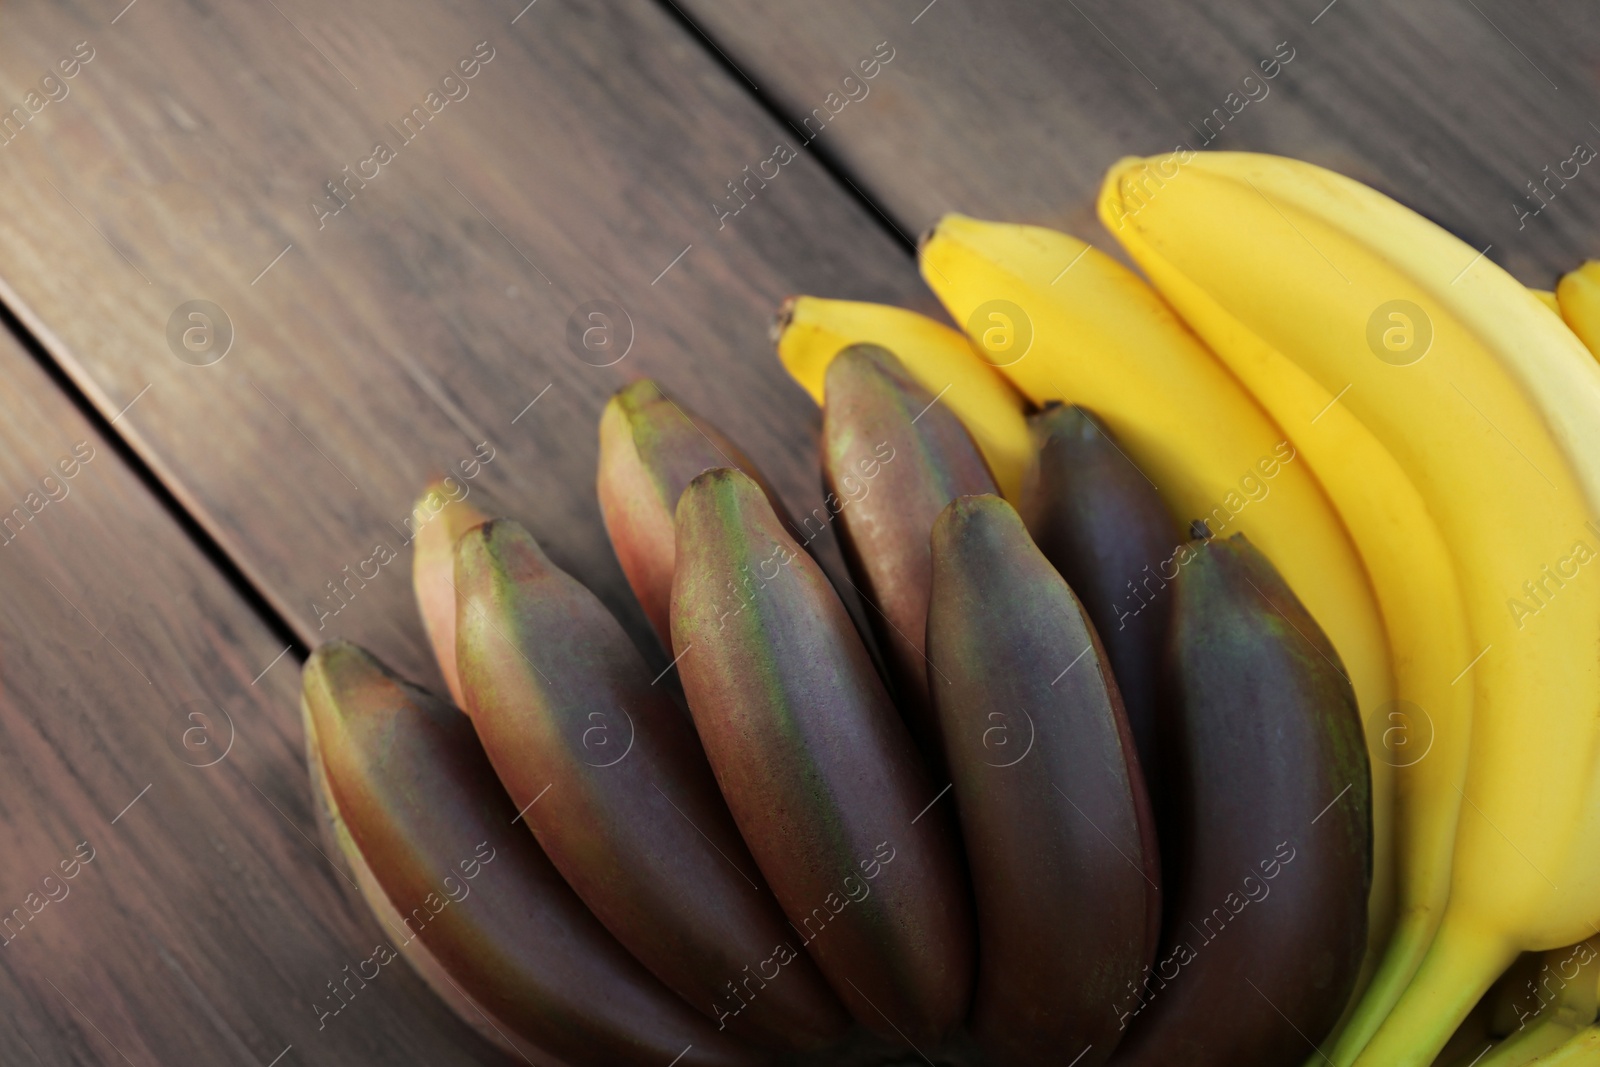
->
[0,0,1592,1062]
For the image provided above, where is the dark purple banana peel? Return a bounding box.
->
[452,519,852,1051]
[306,380,1367,1067]
[300,641,755,1067]
[927,494,1159,1067]
[671,467,976,1046]
[1021,404,1177,805]
[598,379,794,651]
[1111,532,1371,1067]
[821,345,997,767]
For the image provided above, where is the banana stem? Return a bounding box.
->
[1354,920,1517,1067]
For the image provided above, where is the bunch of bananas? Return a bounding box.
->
[300,152,1600,1067]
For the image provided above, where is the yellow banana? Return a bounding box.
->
[1435,996,1494,1067]
[1476,937,1600,1066]
[1556,263,1600,363]
[1100,162,1474,1065]
[773,295,1031,501]
[1489,956,1561,1044]
[918,214,1398,995]
[1101,151,1600,1067]
[1533,289,1562,314]
[1531,1027,1600,1065]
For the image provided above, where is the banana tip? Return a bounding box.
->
[1097,155,1154,213]
[612,377,665,411]
[415,477,458,512]
[302,639,382,707]
[937,492,1011,533]
[686,465,748,492]
[770,297,797,347]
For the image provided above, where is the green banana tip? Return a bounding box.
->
[454,516,551,581]
[676,465,764,529]
[301,639,390,719]
[414,479,453,514]
[610,377,667,416]
[453,514,492,552]
[684,464,754,497]
[450,517,497,594]
[305,637,364,680]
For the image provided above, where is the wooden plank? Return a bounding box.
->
[0,327,513,1064]
[0,0,931,695]
[674,0,1600,281]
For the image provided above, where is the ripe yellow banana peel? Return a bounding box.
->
[918,214,1398,993]
[1102,151,1600,1067]
[1099,162,1474,1065]
[1475,936,1600,1067]
[1532,1026,1600,1066]
[1556,263,1600,364]
[773,296,1031,501]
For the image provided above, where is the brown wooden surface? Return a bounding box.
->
[0,0,932,697]
[0,329,521,1064]
[0,0,935,1061]
[3,0,1600,1062]
[677,0,1600,282]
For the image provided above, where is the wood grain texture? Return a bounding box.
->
[0,0,933,698]
[675,0,1600,282]
[6,0,1600,1063]
[0,325,521,1064]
